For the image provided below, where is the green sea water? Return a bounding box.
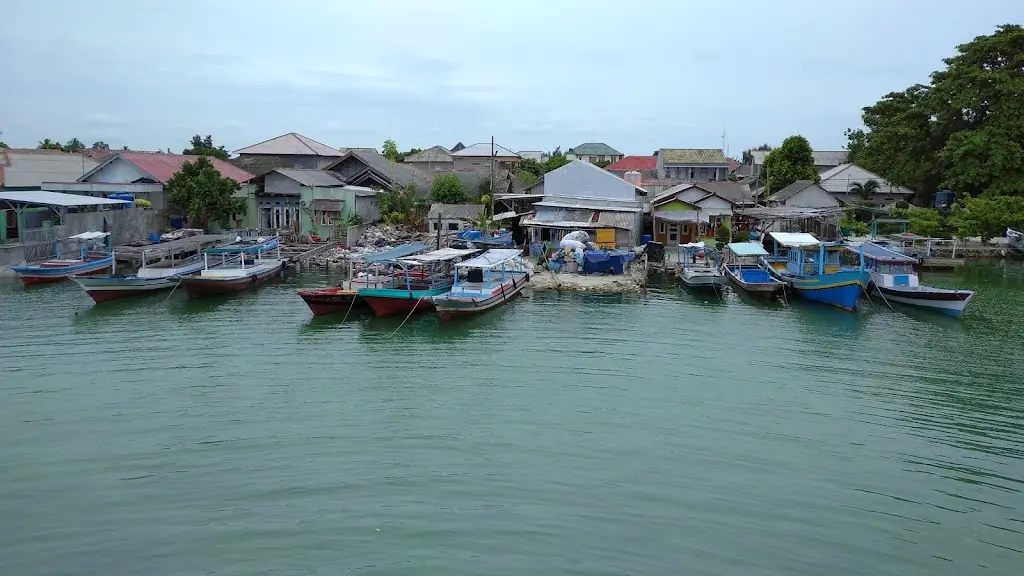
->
[1,262,1022,575]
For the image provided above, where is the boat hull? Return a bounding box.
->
[181,262,283,298]
[297,288,360,316]
[74,276,180,303]
[786,269,870,311]
[360,288,448,316]
[876,285,974,317]
[433,278,527,321]
[678,270,727,290]
[724,265,785,298]
[12,257,113,285]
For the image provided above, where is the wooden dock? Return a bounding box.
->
[281,241,341,270]
[114,234,234,267]
[920,257,965,271]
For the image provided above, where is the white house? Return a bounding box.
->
[426,203,483,234]
[767,180,840,208]
[651,182,741,245]
[819,164,915,205]
[450,142,521,170]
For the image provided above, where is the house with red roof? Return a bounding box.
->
[604,156,657,179]
[43,151,254,222]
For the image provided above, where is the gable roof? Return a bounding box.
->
[654,181,750,205]
[659,148,728,165]
[568,142,622,156]
[81,151,253,184]
[234,133,341,156]
[818,163,915,196]
[0,149,99,188]
[271,168,345,187]
[750,149,849,166]
[328,150,431,190]
[404,145,452,163]
[526,159,647,198]
[450,142,466,152]
[767,180,817,202]
[450,142,520,158]
[605,156,657,171]
[427,203,484,220]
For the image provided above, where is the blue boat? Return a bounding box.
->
[723,242,785,298]
[765,232,870,311]
[10,231,113,285]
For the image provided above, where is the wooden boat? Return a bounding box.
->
[10,231,113,285]
[1008,227,1024,254]
[359,247,481,316]
[73,243,209,303]
[852,242,974,317]
[765,232,870,311]
[432,249,530,321]
[675,242,726,290]
[722,242,785,298]
[180,237,283,298]
[296,242,427,316]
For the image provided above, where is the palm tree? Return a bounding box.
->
[37,138,62,150]
[849,179,881,201]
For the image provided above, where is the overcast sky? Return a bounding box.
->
[0,0,1019,156]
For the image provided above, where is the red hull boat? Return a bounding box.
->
[297,287,361,315]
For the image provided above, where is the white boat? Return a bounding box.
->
[675,242,726,290]
[722,242,786,298]
[853,242,974,318]
[431,249,530,321]
[180,237,284,298]
[1008,228,1024,254]
[73,244,210,303]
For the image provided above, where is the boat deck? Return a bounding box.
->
[115,234,234,266]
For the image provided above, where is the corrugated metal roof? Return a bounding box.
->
[0,190,130,207]
[767,180,815,202]
[427,203,484,219]
[596,211,635,229]
[404,146,452,163]
[534,201,640,212]
[450,142,520,158]
[332,150,432,190]
[274,168,344,187]
[103,152,253,184]
[568,142,622,156]
[659,148,727,165]
[234,133,342,156]
[0,150,98,187]
[522,206,635,230]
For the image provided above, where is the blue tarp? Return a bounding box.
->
[582,250,634,274]
[363,242,429,263]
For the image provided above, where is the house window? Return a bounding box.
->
[447,222,460,231]
[659,222,665,233]
[689,168,695,179]
[431,222,438,231]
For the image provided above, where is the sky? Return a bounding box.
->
[1,0,1020,157]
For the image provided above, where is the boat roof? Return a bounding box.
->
[361,242,428,263]
[204,238,276,254]
[395,247,479,265]
[69,231,110,240]
[769,231,820,248]
[455,249,522,269]
[727,241,768,256]
[851,242,918,263]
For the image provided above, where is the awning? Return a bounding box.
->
[727,242,768,256]
[456,249,523,269]
[312,199,344,211]
[768,232,819,248]
[655,210,708,223]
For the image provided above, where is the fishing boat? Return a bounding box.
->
[722,242,785,298]
[765,232,870,311]
[1009,227,1024,254]
[10,231,113,285]
[73,243,209,303]
[180,237,283,298]
[359,247,481,316]
[432,249,530,321]
[675,242,726,290]
[852,242,974,317]
[297,242,427,316]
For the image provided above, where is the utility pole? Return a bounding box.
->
[489,136,495,224]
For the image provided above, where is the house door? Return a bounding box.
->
[668,223,679,244]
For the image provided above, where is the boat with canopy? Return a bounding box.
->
[179,237,283,298]
[675,242,726,290]
[357,247,481,316]
[851,241,974,317]
[764,232,869,311]
[73,241,210,302]
[11,231,113,285]
[722,241,785,298]
[296,242,428,316]
[431,249,530,321]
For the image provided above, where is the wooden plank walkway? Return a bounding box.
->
[114,234,234,266]
[281,241,341,270]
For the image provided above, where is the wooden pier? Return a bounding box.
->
[114,234,234,267]
[281,241,342,270]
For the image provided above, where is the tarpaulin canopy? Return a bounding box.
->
[455,249,523,269]
[363,242,428,263]
[727,242,768,257]
[769,232,820,248]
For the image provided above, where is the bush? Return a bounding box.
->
[714,226,730,249]
[429,173,466,204]
[732,229,750,242]
[840,212,870,236]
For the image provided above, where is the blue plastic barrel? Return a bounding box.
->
[149,233,161,242]
[642,234,652,245]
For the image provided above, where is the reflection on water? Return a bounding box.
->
[0,262,1022,575]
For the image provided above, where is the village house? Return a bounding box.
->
[818,163,915,206]
[326,149,431,192]
[565,143,624,165]
[656,148,729,182]
[650,181,751,245]
[604,156,657,179]
[766,180,839,208]
[244,168,383,237]
[232,132,342,175]
[426,203,484,234]
[517,150,548,163]
[403,146,454,174]
[518,160,645,248]
[450,142,521,171]
[0,148,99,192]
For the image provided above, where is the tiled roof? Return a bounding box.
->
[659,148,728,165]
[0,149,99,188]
[568,142,622,156]
[605,156,657,171]
[234,133,342,156]
[450,142,520,158]
[273,168,345,187]
[117,151,253,184]
[404,145,452,163]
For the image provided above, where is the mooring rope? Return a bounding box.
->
[391,296,424,335]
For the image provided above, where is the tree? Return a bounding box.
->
[948,194,1024,243]
[761,135,818,193]
[544,155,570,172]
[518,170,539,188]
[593,159,612,169]
[429,173,467,204]
[182,134,229,160]
[398,147,422,162]
[907,207,946,237]
[62,138,85,153]
[91,141,110,151]
[518,158,545,178]
[846,25,1024,205]
[382,139,400,162]
[121,145,130,151]
[165,157,243,230]
[38,139,62,150]
[377,183,421,226]
[849,179,882,201]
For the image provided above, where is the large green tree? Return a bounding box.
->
[382,139,400,162]
[183,134,230,160]
[429,173,467,204]
[38,139,62,150]
[847,24,1024,204]
[91,141,110,151]
[761,135,818,193]
[62,138,85,153]
[166,157,243,229]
